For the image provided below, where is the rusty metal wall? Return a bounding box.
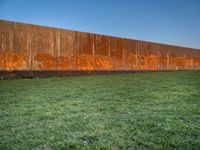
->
[0,20,200,78]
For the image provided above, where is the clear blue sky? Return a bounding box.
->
[0,0,200,49]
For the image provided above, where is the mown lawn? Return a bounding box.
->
[0,71,200,149]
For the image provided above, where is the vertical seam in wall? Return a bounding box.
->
[157,45,159,70]
[123,40,125,68]
[52,30,55,71]
[30,33,33,77]
[136,40,138,69]
[2,33,5,71]
[175,49,177,70]
[108,37,110,58]
[184,54,185,70]
[1,33,3,71]
[92,35,95,57]
[192,52,193,69]
[167,51,169,70]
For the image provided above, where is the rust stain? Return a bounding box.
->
[34,53,53,70]
[148,54,158,70]
[34,53,112,71]
[34,54,70,70]
[72,55,95,70]
[176,56,185,69]
[55,56,70,70]
[185,58,192,69]
[128,53,137,69]
[159,56,168,69]
[128,54,158,70]
[0,50,28,70]
[193,58,200,69]
[138,55,148,70]
[169,57,177,69]
[72,54,112,70]
[95,55,112,70]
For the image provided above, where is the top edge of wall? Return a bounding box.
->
[0,19,199,50]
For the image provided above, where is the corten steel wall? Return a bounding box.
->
[0,20,200,78]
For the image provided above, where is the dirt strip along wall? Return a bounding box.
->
[0,20,200,78]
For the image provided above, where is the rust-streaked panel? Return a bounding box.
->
[0,19,200,78]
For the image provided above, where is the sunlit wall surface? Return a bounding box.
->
[0,20,200,78]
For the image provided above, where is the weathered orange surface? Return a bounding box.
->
[0,50,28,70]
[0,20,200,73]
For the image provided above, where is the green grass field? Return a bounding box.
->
[0,71,200,149]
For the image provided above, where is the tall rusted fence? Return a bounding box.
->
[0,20,200,78]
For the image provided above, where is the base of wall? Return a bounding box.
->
[0,70,195,79]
